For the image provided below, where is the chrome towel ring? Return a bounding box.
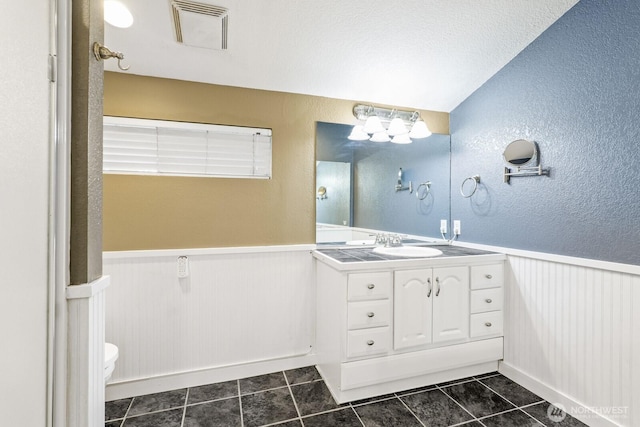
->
[416,181,432,200]
[460,175,480,198]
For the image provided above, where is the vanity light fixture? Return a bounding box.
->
[370,131,391,143]
[387,117,409,136]
[349,104,432,144]
[347,125,370,141]
[391,133,412,144]
[363,115,385,134]
[104,0,134,28]
[409,119,432,139]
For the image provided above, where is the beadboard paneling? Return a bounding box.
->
[504,255,639,427]
[103,247,315,384]
[66,277,109,427]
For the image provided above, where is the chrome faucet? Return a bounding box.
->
[386,234,403,247]
[395,168,412,193]
[375,233,404,247]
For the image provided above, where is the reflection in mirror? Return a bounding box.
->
[316,122,450,243]
[503,139,537,166]
[316,161,351,226]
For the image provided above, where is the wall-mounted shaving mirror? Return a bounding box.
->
[317,186,327,199]
[503,139,549,183]
[316,122,450,243]
[503,139,538,166]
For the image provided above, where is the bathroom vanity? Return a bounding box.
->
[313,245,506,403]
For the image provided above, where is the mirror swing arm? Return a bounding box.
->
[503,164,549,183]
[502,139,550,183]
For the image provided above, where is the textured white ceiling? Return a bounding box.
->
[104,0,578,112]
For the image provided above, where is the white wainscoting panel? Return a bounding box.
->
[503,255,639,427]
[103,246,315,390]
[66,276,110,427]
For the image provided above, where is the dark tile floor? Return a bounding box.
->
[105,368,587,427]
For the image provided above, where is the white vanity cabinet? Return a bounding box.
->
[314,251,506,404]
[394,267,469,350]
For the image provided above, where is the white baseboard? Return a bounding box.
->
[105,353,318,401]
[499,362,626,427]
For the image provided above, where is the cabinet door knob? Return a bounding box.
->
[435,277,441,297]
[485,298,493,304]
[427,277,432,298]
[366,340,375,346]
[485,274,493,279]
[485,322,492,327]
[367,312,375,318]
[367,283,375,290]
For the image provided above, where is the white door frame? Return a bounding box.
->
[50,0,72,425]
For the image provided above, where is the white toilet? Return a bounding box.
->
[104,343,119,383]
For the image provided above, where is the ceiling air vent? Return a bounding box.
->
[171,0,228,50]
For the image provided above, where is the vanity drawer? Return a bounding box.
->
[347,300,390,330]
[346,327,390,359]
[347,272,392,301]
[470,288,503,313]
[470,264,504,290]
[470,311,503,338]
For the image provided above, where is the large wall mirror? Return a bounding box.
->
[316,122,451,243]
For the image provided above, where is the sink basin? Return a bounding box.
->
[345,239,376,246]
[372,246,443,258]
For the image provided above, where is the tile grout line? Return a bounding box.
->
[237,380,245,427]
[475,378,548,425]
[395,395,427,427]
[517,408,547,427]
[120,405,187,419]
[436,383,482,424]
[347,404,367,427]
[283,370,305,427]
[181,394,241,408]
[180,388,190,427]
[120,396,135,422]
[476,377,524,409]
[476,408,544,426]
[473,372,501,381]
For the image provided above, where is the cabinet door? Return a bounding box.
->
[432,266,469,343]
[393,269,432,350]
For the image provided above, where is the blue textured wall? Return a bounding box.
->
[450,0,640,265]
[354,134,450,238]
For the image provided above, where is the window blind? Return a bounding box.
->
[103,116,272,179]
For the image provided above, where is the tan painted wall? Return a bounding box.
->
[103,72,449,250]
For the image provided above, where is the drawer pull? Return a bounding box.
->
[435,277,441,297]
[427,277,432,298]
[485,322,492,327]
[485,274,493,279]
[366,340,375,346]
[366,312,375,318]
[367,283,375,290]
[485,298,493,304]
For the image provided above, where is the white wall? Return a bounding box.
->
[494,248,640,427]
[104,246,316,399]
[0,0,52,425]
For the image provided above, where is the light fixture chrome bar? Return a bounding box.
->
[353,104,420,124]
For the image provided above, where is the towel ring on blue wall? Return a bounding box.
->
[416,182,431,200]
[460,175,480,198]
